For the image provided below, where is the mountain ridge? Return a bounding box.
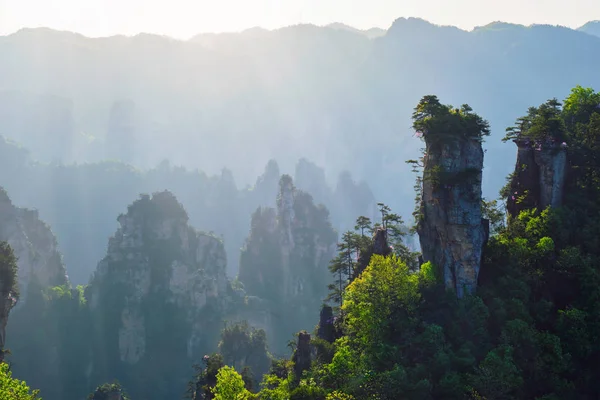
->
[4,17,600,41]
[2,16,600,233]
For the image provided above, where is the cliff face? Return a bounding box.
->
[0,296,9,362]
[507,139,567,217]
[238,175,337,351]
[87,191,230,400]
[417,138,488,298]
[292,331,311,379]
[0,243,18,362]
[0,187,68,300]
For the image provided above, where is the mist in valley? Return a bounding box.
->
[3,7,600,399]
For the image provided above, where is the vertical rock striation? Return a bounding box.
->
[292,331,312,380]
[507,138,567,218]
[0,187,68,301]
[87,191,230,400]
[238,175,337,352]
[316,305,336,343]
[0,242,18,363]
[413,96,490,298]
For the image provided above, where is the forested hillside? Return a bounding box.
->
[2,16,600,400]
[178,86,600,400]
[2,84,600,399]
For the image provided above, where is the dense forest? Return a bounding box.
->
[2,16,600,400]
[2,84,600,399]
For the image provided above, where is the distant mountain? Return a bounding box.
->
[325,22,386,38]
[1,18,600,223]
[578,20,600,37]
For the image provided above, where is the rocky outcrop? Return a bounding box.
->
[0,243,18,362]
[87,191,230,399]
[372,227,392,257]
[316,305,336,343]
[278,175,296,251]
[0,187,69,399]
[417,136,488,298]
[0,187,68,301]
[354,227,393,278]
[238,175,337,352]
[241,175,337,299]
[292,331,311,380]
[89,383,128,400]
[507,138,567,218]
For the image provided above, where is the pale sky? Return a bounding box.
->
[0,0,598,39]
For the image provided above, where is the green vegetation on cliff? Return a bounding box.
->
[0,363,40,400]
[0,242,18,302]
[203,86,600,399]
[412,95,490,145]
[5,85,600,400]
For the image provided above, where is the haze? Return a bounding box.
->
[1,0,598,38]
[4,0,600,397]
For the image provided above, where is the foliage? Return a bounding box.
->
[186,353,225,400]
[10,86,600,400]
[211,366,254,400]
[250,86,600,400]
[0,242,19,301]
[87,382,130,400]
[418,261,438,284]
[6,281,91,400]
[412,95,490,146]
[219,321,271,386]
[407,96,489,228]
[0,363,40,400]
[563,85,600,130]
[326,231,359,309]
[482,198,506,235]
[326,205,418,310]
[503,98,567,143]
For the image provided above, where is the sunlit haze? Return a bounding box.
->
[0,0,598,38]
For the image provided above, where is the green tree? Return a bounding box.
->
[0,241,18,302]
[0,363,40,400]
[412,95,490,145]
[87,382,130,400]
[219,321,270,386]
[354,216,371,237]
[211,366,254,400]
[376,203,391,229]
[0,242,18,363]
[562,85,600,130]
[187,353,225,400]
[326,231,359,309]
[482,198,506,235]
[504,99,567,143]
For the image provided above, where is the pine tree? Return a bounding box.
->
[326,231,359,311]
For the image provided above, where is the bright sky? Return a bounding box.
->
[0,0,598,38]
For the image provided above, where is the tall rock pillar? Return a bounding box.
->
[413,96,490,298]
[506,138,567,218]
